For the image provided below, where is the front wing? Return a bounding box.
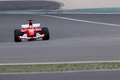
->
[18,33,45,40]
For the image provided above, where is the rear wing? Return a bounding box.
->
[21,23,41,28]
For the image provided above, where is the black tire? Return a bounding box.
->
[14,29,21,42]
[41,27,50,40]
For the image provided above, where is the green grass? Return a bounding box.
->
[0,62,120,73]
[61,8,120,13]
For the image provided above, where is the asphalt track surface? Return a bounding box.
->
[0,71,120,80]
[0,1,61,11]
[0,14,120,63]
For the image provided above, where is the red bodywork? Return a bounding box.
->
[18,21,45,40]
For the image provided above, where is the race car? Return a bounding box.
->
[14,20,50,42]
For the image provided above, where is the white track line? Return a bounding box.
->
[0,60,120,65]
[42,15,120,27]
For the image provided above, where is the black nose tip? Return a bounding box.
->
[29,22,32,25]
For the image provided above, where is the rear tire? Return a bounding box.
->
[14,29,21,42]
[41,27,50,40]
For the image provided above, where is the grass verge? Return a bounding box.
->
[0,62,120,73]
[61,8,120,13]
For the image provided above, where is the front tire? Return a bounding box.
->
[41,27,50,40]
[14,29,21,42]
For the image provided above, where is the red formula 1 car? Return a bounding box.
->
[14,20,50,42]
